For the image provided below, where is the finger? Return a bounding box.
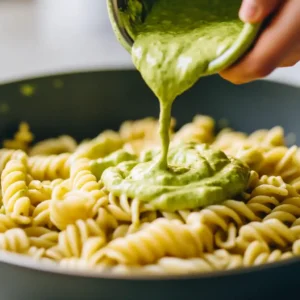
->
[220,0,300,84]
[239,0,282,23]
[279,45,300,67]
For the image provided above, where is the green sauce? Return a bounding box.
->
[102,143,249,211]
[103,0,250,211]
[131,0,244,103]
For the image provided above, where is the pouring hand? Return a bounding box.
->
[220,0,300,84]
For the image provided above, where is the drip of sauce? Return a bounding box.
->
[102,0,250,210]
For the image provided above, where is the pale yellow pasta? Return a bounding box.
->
[3,122,34,151]
[32,200,52,228]
[160,210,190,223]
[27,246,46,260]
[24,226,58,249]
[173,115,214,144]
[146,250,243,274]
[236,219,296,249]
[50,186,96,230]
[0,228,30,253]
[120,118,161,142]
[70,158,105,206]
[95,207,119,233]
[28,153,71,180]
[0,215,17,233]
[243,241,292,267]
[1,159,31,224]
[292,239,300,255]
[0,116,300,275]
[28,180,52,205]
[111,224,139,240]
[263,197,300,224]
[258,146,300,182]
[120,117,176,155]
[101,219,213,265]
[29,135,77,156]
[215,223,238,250]
[0,149,27,174]
[186,200,260,232]
[106,193,141,225]
[46,219,105,262]
[109,250,243,275]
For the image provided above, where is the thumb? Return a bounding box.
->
[239,0,282,23]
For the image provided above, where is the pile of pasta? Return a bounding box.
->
[1,115,300,275]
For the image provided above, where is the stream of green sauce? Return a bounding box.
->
[102,0,250,211]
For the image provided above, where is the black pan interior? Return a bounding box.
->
[1,70,299,143]
[0,70,300,300]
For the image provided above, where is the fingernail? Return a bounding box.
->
[239,0,260,23]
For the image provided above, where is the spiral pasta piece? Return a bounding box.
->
[246,196,279,217]
[147,250,243,274]
[0,228,30,253]
[50,185,96,231]
[29,135,77,156]
[70,158,106,207]
[95,207,119,233]
[28,153,71,180]
[28,180,52,205]
[243,241,293,266]
[160,210,190,224]
[1,159,31,224]
[3,123,34,151]
[24,226,58,249]
[46,219,105,261]
[215,223,238,250]
[292,239,300,255]
[120,117,162,142]
[246,170,260,190]
[0,149,27,174]
[27,246,46,260]
[111,224,140,240]
[258,146,300,182]
[172,115,214,144]
[106,193,141,225]
[111,250,243,275]
[102,219,213,265]
[237,219,296,249]
[187,200,260,232]
[263,197,300,225]
[32,200,53,228]
[0,215,17,233]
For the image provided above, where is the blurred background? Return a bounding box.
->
[0,0,299,85]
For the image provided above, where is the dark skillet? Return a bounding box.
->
[0,70,300,300]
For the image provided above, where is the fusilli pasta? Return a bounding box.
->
[0,115,299,276]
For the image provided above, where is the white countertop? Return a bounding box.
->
[0,0,299,86]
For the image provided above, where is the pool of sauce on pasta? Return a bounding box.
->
[102,0,250,211]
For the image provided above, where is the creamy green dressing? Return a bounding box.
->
[102,143,249,211]
[102,0,250,210]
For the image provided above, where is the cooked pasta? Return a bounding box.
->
[1,159,31,224]
[29,135,77,156]
[3,123,34,151]
[28,153,71,180]
[0,115,300,275]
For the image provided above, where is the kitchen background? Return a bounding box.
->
[0,0,299,85]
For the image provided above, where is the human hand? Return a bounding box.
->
[220,0,300,84]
